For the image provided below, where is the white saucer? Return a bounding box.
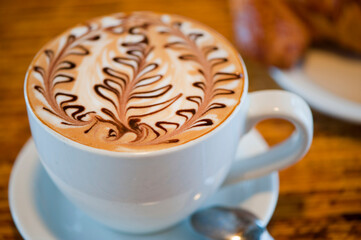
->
[270,48,361,123]
[9,129,279,240]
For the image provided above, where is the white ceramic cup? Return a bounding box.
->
[25,60,313,233]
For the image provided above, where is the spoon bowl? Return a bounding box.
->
[191,206,273,240]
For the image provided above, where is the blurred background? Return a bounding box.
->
[1,0,360,239]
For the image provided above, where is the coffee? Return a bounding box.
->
[26,12,245,152]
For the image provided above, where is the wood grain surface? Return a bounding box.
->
[1,0,360,239]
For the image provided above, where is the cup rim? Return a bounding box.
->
[23,12,249,158]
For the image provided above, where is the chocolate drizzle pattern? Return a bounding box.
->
[92,23,182,143]
[27,12,244,151]
[33,28,98,126]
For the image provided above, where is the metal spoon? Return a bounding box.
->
[191,206,274,240]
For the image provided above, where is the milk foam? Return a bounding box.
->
[26,12,245,152]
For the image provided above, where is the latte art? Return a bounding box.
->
[26,12,245,151]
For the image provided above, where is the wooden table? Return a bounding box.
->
[1,0,360,239]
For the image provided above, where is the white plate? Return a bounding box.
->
[270,49,361,123]
[9,129,279,240]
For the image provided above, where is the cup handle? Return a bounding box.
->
[223,90,313,186]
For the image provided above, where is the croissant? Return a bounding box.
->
[231,0,361,69]
[286,0,361,54]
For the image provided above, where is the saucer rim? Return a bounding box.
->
[270,50,361,124]
[9,131,279,240]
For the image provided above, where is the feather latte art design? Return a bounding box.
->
[26,12,245,152]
